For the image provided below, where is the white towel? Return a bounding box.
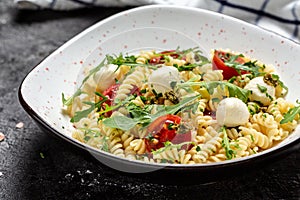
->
[14,0,300,43]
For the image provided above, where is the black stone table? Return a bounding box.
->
[0,1,299,199]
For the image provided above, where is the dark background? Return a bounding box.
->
[0,1,299,199]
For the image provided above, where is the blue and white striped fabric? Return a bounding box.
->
[14,0,300,43]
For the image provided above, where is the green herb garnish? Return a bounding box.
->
[280,100,300,124]
[221,126,237,160]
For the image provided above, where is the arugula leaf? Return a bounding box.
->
[151,95,200,119]
[62,59,106,106]
[62,89,83,106]
[70,92,108,123]
[106,54,137,67]
[179,81,250,103]
[225,56,265,77]
[103,95,200,130]
[221,126,237,160]
[152,141,194,155]
[280,102,300,124]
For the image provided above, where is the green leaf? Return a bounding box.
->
[102,115,138,130]
[280,103,300,124]
[102,95,200,131]
[179,81,250,103]
[152,141,193,155]
[152,95,200,119]
[70,102,95,123]
[225,56,265,77]
[62,59,106,106]
[221,126,237,160]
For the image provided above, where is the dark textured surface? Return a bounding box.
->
[0,1,299,199]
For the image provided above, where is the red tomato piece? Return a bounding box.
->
[103,83,120,101]
[145,114,192,152]
[212,50,247,80]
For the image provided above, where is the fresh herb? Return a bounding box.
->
[152,141,193,155]
[106,54,137,67]
[62,59,106,106]
[257,84,273,101]
[178,81,250,103]
[225,55,265,77]
[280,100,300,124]
[103,95,200,130]
[100,136,109,152]
[70,92,108,122]
[257,84,267,93]
[221,126,237,160]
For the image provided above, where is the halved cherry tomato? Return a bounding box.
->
[145,114,191,152]
[212,50,247,80]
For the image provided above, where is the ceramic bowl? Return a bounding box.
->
[19,5,300,184]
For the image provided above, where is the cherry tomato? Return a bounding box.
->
[103,84,120,101]
[212,50,247,80]
[145,114,191,152]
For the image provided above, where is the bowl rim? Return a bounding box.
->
[18,4,300,171]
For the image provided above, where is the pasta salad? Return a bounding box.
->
[62,47,300,164]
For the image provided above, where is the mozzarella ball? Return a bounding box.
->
[93,64,118,92]
[148,66,180,94]
[244,76,275,106]
[216,97,250,127]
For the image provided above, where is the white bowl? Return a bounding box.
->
[19,5,300,184]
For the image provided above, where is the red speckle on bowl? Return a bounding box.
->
[103,34,106,37]
[151,21,155,24]
[45,67,49,71]
[73,82,77,85]
[197,32,201,36]
[124,45,128,49]
[162,39,167,43]
[80,60,83,64]
[272,48,275,52]
[281,40,284,44]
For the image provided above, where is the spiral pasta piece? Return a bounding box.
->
[202,70,223,82]
[136,50,155,64]
[239,127,270,149]
[115,67,149,101]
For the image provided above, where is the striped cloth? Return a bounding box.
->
[14,0,300,43]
